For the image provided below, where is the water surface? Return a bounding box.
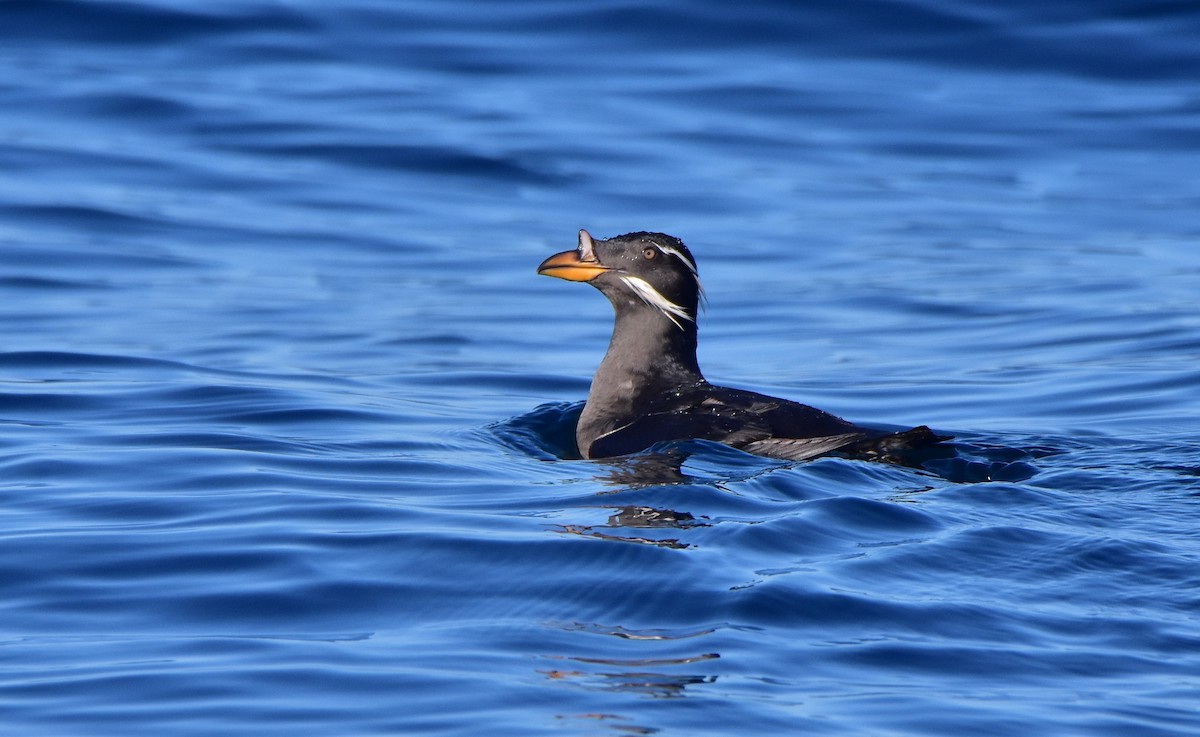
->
[1,1,1199,735]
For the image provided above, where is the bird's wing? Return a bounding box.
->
[739,433,867,462]
[587,405,771,459]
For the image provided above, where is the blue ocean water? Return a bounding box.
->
[2,1,1199,735]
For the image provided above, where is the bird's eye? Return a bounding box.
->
[643,247,657,260]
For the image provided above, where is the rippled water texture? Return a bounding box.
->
[2,1,1199,735]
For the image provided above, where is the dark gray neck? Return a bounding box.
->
[577,306,704,457]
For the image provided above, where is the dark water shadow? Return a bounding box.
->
[489,400,585,461]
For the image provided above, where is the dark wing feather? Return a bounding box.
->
[741,433,868,461]
[587,403,772,458]
[584,381,950,463]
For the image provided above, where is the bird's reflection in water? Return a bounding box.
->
[539,625,723,737]
[544,624,720,705]
[542,662,715,700]
[590,448,695,489]
[607,505,699,529]
[553,448,717,548]
[543,623,721,733]
[554,712,660,735]
[556,504,707,549]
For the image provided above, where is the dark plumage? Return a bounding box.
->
[537,230,949,462]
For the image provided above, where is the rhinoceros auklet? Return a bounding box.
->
[537,230,949,462]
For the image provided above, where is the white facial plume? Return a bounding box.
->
[618,274,695,330]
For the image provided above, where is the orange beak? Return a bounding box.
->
[537,230,611,282]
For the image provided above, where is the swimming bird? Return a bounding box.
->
[537,230,949,462]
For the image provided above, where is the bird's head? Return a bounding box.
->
[537,230,703,330]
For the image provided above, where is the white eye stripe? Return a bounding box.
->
[619,275,693,330]
[647,241,698,275]
[644,239,706,311]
